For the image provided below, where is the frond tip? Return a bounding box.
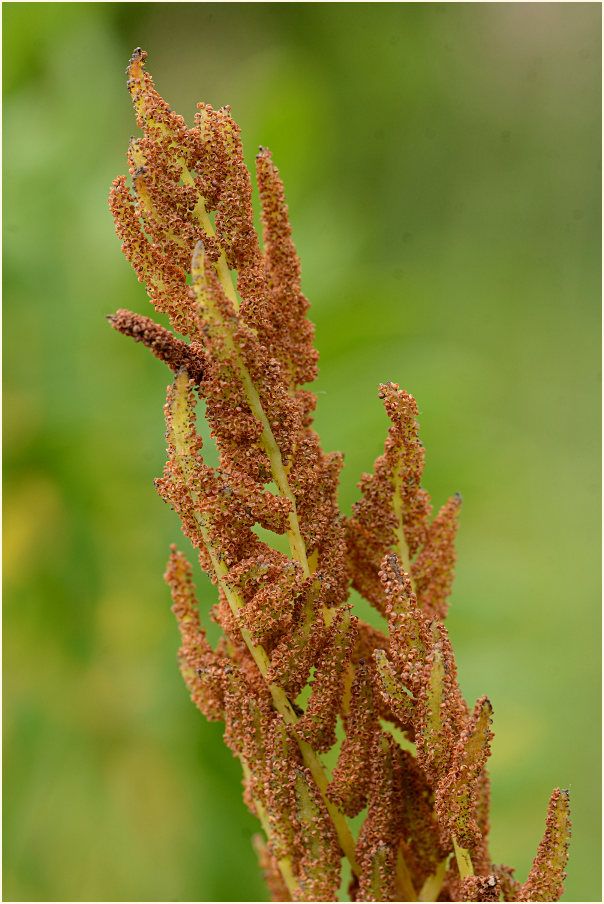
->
[519,788,571,902]
[434,695,494,851]
[107,309,205,382]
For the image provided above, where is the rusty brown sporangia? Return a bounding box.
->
[108,49,571,902]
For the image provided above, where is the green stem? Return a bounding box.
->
[239,368,310,575]
[452,836,474,879]
[419,857,449,901]
[395,847,418,901]
[179,166,238,306]
[392,472,417,594]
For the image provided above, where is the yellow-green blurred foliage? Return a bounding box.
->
[3,3,600,901]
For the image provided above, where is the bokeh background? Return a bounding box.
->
[3,3,601,902]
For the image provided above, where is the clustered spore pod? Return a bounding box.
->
[109,48,571,903]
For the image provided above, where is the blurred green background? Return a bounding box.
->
[3,3,600,901]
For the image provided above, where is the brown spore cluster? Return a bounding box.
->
[109,49,571,903]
